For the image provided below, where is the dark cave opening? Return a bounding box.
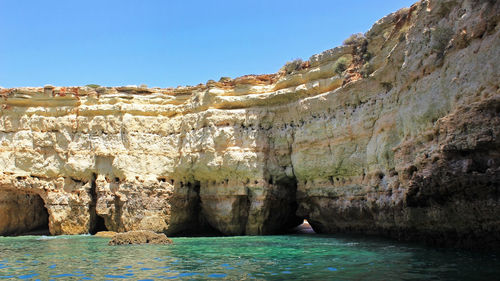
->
[88,173,109,235]
[267,175,305,234]
[93,215,108,233]
[23,193,50,236]
[0,190,50,236]
[169,180,224,237]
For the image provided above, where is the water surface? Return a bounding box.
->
[0,234,498,280]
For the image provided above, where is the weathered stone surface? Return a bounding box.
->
[108,230,173,245]
[0,0,499,248]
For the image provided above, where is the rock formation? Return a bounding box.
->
[0,0,499,248]
[108,230,173,245]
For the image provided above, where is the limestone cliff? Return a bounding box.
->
[1,0,499,248]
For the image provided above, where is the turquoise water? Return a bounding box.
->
[0,234,498,280]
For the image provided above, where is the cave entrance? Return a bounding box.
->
[168,180,224,237]
[92,215,108,234]
[289,219,316,234]
[88,173,109,234]
[0,190,50,236]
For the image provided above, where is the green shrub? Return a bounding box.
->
[282,58,303,74]
[343,33,365,46]
[362,52,372,62]
[431,26,453,56]
[96,87,106,93]
[360,62,373,78]
[398,33,406,42]
[334,57,348,76]
[381,82,393,92]
[86,84,100,88]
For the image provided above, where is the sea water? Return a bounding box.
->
[0,234,498,280]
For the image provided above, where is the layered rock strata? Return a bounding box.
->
[0,0,499,247]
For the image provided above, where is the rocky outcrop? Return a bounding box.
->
[0,0,499,248]
[108,230,173,245]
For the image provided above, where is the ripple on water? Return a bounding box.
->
[50,273,77,278]
[207,273,227,278]
[18,273,39,279]
[36,236,58,240]
[104,274,129,279]
[185,272,205,277]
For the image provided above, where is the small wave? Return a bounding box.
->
[36,236,59,240]
[36,234,90,240]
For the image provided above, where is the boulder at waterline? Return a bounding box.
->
[108,230,173,245]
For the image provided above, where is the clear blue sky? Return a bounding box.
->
[0,0,415,88]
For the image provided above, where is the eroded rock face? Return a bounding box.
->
[0,0,499,247]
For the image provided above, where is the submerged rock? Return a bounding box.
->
[108,230,173,245]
